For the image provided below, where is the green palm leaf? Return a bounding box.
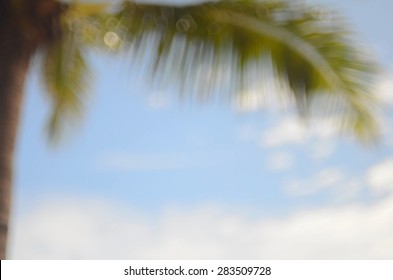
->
[42,18,90,142]
[45,0,380,142]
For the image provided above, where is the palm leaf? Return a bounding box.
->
[48,0,380,142]
[41,17,90,142]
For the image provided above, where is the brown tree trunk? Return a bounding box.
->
[0,4,36,260]
[0,0,65,259]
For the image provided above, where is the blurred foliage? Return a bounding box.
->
[41,0,381,142]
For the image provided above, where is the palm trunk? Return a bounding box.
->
[0,9,35,260]
[0,0,65,259]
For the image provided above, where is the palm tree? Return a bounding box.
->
[0,0,380,259]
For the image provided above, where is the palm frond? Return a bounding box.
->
[41,17,90,142]
[56,0,381,142]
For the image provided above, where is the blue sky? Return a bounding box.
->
[8,0,393,259]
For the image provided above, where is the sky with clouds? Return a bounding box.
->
[8,0,393,259]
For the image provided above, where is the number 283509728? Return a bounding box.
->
[217,267,271,276]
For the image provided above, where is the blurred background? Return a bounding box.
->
[9,0,393,258]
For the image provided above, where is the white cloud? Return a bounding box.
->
[316,168,344,188]
[308,116,341,140]
[284,168,344,196]
[367,158,393,194]
[331,179,363,203]
[9,195,393,259]
[95,151,221,172]
[261,117,309,147]
[96,152,192,171]
[375,75,393,106]
[147,92,170,110]
[260,115,341,148]
[309,140,336,160]
[266,152,294,171]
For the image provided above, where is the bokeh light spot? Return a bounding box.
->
[104,32,122,49]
